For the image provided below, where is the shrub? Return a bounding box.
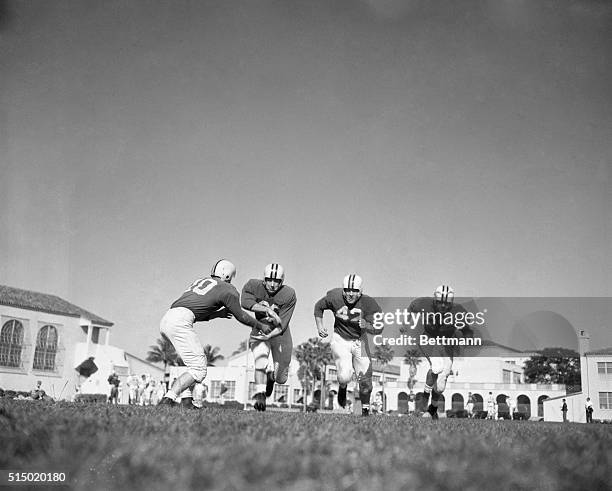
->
[74,393,108,403]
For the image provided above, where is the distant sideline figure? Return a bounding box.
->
[561,399,568,422]
[158,259,275,408]
[585,397,593,423]
[107,371,120,405]
[466,392,475,418]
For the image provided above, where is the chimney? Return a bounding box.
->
[578,330,590,399]
[578,330,590,356]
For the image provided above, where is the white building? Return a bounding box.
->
[190,340,566,419]
[0,284,160,401]
[543,330,612,422]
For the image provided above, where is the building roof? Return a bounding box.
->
[585,347,612,356]
[0,284,113,327]
[371,361,401,376]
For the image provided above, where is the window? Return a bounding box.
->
[248,382,257,399]
[210,380,223,398]
[91,326,100,344]
[513,372,521,384]
[597,362,612,375]
[327,367,337,381]
[599,392,612,410]
[33,325,58,371]
[372,375,381,384]
[386,377,397,383]
[293,388,303,403]
[503,369,511,384]
[0,320,24,368]
[275,384,288,403]
[222,381,236,400]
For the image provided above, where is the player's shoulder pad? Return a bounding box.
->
[327,287,342,298]
[361,294,382,311]
[279,284,297,300]
[408,296,430,310]
[219,281,239,294]
[242,278,260,291]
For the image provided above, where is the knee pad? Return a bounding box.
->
[254,354,269,371]
[187,366,207,383]
[337,369,353,385]
[435,373,449,393]
[430,358,445,375]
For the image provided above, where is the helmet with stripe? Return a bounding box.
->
[211,259,236,283]
[342,274,363,304]
[263,263,285,294]
[433,284,454,312]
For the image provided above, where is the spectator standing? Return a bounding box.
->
[108,371,120,405]
[561,399,568,422]
[585,397,593,423]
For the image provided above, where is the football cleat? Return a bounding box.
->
[158,396,177,407]
[337,386,347,408]
[253,392,267,412]
[362,407,370,417]
[265,372,275,398]
[211,259,236,283]
[433,284,454,312]
[342,274,363,304]
[427,404,439,420]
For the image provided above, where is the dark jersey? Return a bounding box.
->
[241,279,297,334]
[171,276,260,328]
[408,297,473,338]
[314,288,382,341]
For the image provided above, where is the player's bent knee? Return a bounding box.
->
[188,367,207,383]
[337,372,353,385]
[254,356,269,371]
[275,368,289,385]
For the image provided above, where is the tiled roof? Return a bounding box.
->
[0,284,113,326]
[585,347,612,356]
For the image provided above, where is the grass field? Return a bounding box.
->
[1,400,611,491]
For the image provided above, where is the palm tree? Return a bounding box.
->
[373,344,394,412]
[231,340,248,356]
[146,335,180,373]
[294,338,333,411]
[202,345,224,367]
[403,348,422,392]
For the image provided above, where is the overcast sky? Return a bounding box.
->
[1,0,610,362]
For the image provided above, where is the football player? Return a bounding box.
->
[410,285,474,419]
[314,274,382,416]
[241,263,297,412]
[159,259,275,408]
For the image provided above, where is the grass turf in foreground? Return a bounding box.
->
[0,400,611,491]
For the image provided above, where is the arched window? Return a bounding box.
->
[497,394,509,415]
[472,393,483,412]
[518,394,531,417]
[452,393,464,410]
[537,395,549,417]
[0,320,24,368]
[398,392,409,413]
[33,325,58,371]
[437,393,446,411]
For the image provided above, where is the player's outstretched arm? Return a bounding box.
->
[313,296,329,338]
[223,291,272,333]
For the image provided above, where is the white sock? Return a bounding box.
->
[164,391,178,402]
